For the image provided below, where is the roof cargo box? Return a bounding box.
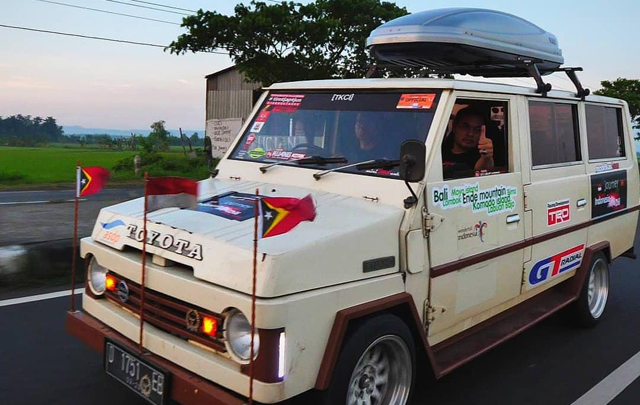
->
[367,8,564,77]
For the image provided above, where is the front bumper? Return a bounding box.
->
[66,310,246,405]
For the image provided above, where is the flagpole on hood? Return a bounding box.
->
[249,188,259,404]
[139,172,149,355]
[70,160,81,312]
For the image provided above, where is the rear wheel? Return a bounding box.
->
[570,252,610,327]
[322,314,415,405]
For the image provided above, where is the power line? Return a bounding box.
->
[0,23,228,54]
[34,0,181,26]
[104,0,191,16]
[130,0,197,13]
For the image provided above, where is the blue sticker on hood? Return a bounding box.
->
[197,192,258,221]
[101,220,126,229]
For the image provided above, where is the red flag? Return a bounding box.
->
[77,166,110,197]
[146,176,198,212]
[259,194,316,238]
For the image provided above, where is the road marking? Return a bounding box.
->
[0,289,75,307]
[571,350,640,405]
[0,199,86,206]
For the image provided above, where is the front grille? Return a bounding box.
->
[104,274,226,352]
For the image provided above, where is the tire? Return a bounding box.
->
[322,314,416,405]
[569,252,610,327]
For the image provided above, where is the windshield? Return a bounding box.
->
[230,91,441,178]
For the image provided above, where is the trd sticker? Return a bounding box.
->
[431,183,518,216]
[591,170,627,218]
[396,93,436,109]
[529,244,585,287]
[547,199,570,226]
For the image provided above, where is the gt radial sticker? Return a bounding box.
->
[528,244,585,288]
[396,93,436,109]
[547,199,570,226]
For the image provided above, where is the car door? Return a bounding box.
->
[425,92,525,340]
[520,99,589,294]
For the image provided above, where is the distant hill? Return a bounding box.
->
[62,125,204,137]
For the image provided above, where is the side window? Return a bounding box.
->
[529,101,581,167]
[586,105,625,159]
[441,99,509,179]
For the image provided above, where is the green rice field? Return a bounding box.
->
[0,147,209,188]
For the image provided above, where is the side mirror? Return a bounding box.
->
[399,140,426,183]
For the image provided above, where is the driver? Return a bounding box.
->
[442,107,494,173]
[352,112,387,161]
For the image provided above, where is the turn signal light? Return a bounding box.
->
[105,275,117,291]
[202,316,218,337]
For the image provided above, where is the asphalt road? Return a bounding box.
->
[0,188,143,245]
[1,226,639,405]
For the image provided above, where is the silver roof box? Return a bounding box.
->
[367,8,564,77]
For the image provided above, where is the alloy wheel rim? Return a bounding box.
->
[346,335,412,405]
[587,258,609,319]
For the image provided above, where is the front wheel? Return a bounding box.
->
[323,314,415,405]
[569,252,610,327]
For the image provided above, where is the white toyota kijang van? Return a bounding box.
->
[67,8,639,405]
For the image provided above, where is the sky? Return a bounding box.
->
[0,0,638,130]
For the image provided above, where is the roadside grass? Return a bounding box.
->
[0,146,211,188]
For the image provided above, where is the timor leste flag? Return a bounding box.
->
[259,195,316,238]
[77,166,110,197]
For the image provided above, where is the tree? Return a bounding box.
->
[169,0,409,86]
[593,78,640,133]
[149,120,171,152]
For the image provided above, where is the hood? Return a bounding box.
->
[91,178,405,297]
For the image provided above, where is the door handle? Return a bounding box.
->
[506,214,521,224]
[577,199,587,208]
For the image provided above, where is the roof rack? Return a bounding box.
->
[366,8,590,99]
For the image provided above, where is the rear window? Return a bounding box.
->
[586,105,625,160]
[528,101,581,166]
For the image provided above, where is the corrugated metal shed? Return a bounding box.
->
[205,66,262,120]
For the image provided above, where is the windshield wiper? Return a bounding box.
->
[260,156,347,173]
[355,159,400,171]
[313,159,376,180]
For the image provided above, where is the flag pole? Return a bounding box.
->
[70,160,81,312]
[139,172,149,355]
[249,188,260,404]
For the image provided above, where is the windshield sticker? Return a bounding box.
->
[331,93,355,102]
[591,170,627,218]
[547,199,570,227]
[197,192,258,221]
[265,149,305,160]
[248,148,265,158]
[243,133,256,150]
[250,121,265,133]
[432,183,518,216]
[266,94,305,113]
[595,162,620,173]
[397,94,436,110]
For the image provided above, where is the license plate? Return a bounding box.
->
[104,339,170,405]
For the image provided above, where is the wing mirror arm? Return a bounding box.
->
[398,140,426,209]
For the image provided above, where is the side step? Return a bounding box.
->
[431,288,575,377]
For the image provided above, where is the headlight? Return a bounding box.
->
[224,309,259,362]
[87,256,108,296]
